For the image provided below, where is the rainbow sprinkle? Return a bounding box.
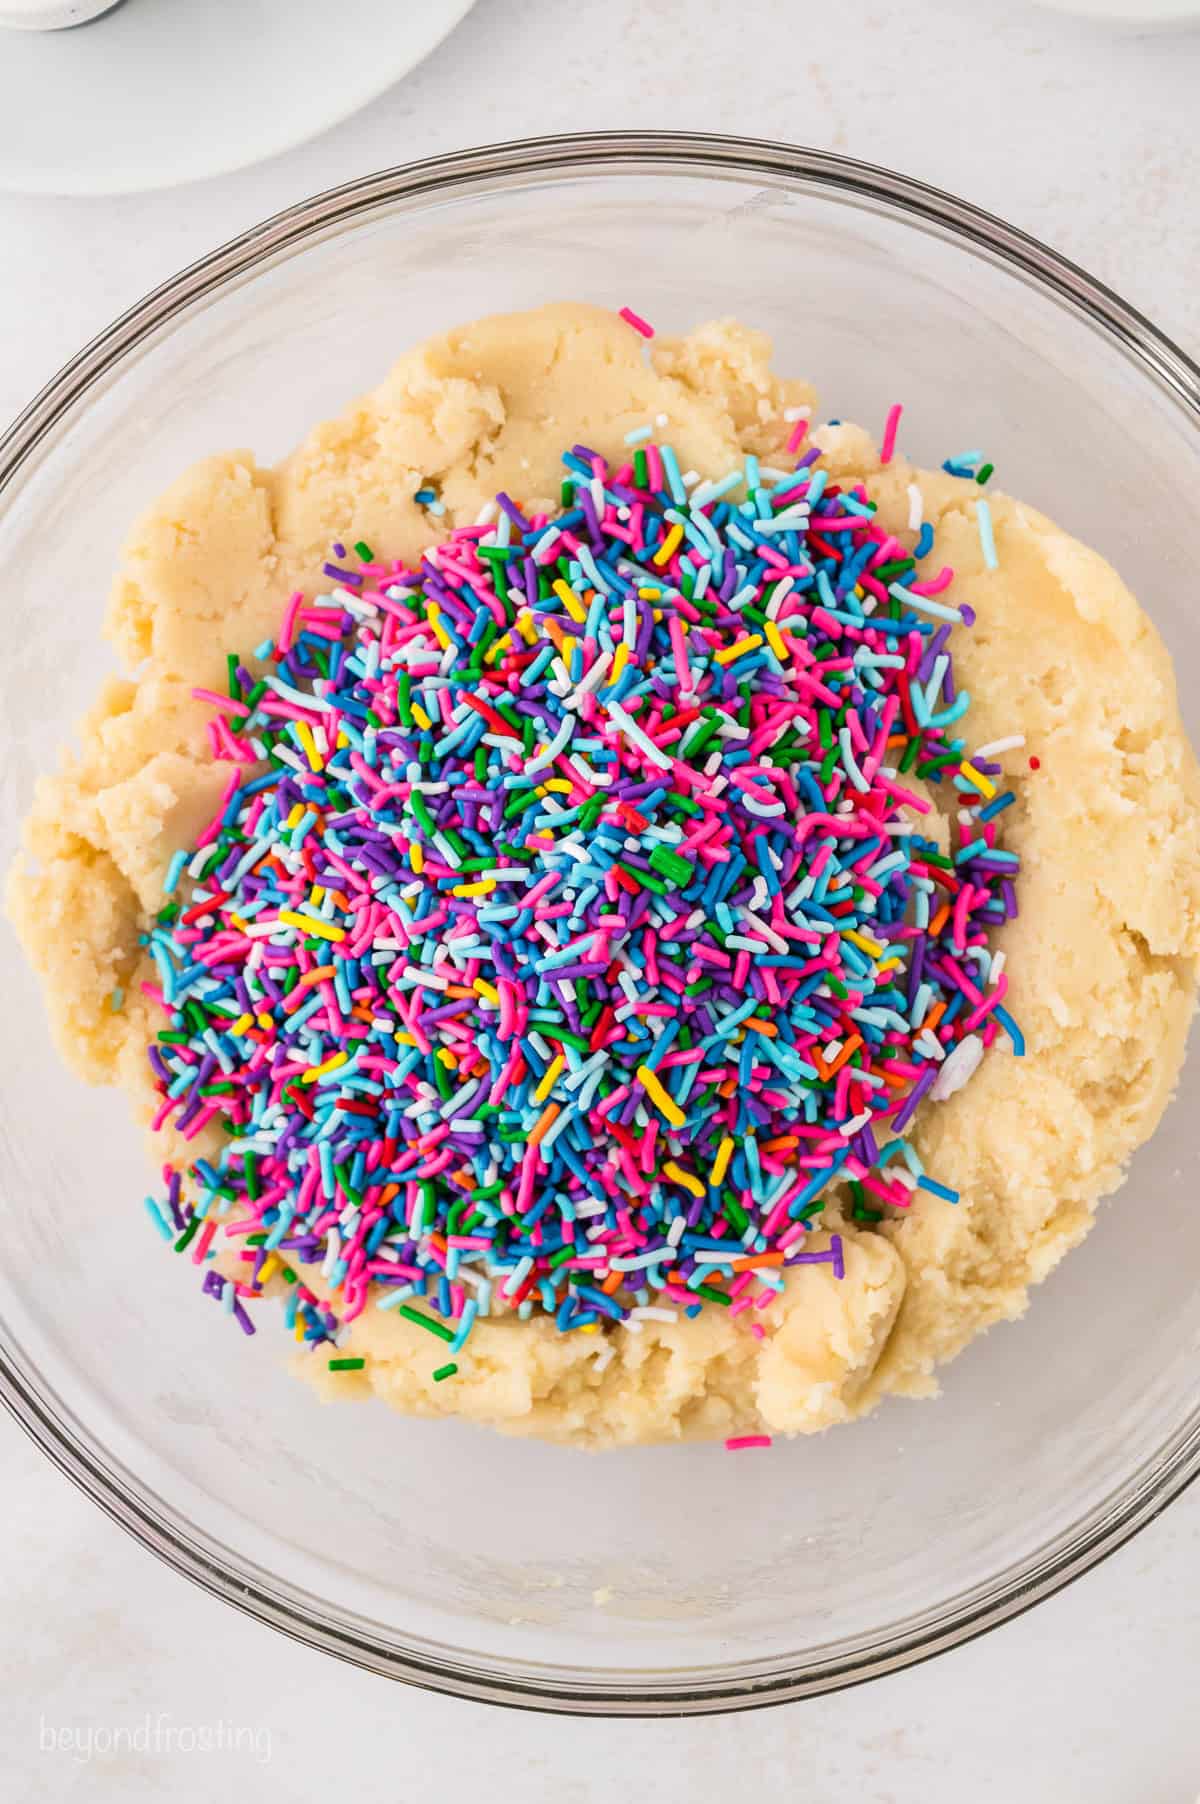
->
[142,429,1021,1369]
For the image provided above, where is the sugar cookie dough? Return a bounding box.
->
[9,303,1200,1447]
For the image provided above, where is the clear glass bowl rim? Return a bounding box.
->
[2,130,1198,1716]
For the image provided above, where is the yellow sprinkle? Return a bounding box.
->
[611,641,631,683]
[486,635,510,666]
[636,1064,685,1129]
[637,586,662,600]
[541,778,573,794]
[534,1054,565,1104]
[764,620,789,661]
[714,634,764,667]
[394,1032,420,1048]
[552,579,587,623]
[410,702,433,731]
[710,1136,735,1187]
[452,879,496,898]
[579,1323,599,1335]
[286,803,305,829]
[230,1013,254,1035]
[257,1256,278,1286]
[876,958,903,977]
[437,1048,458,1071]
[843,928,885,959]
[473,979,501,1006]
[652,523,684,567]
[294,1315,306,1342]
[663,1160,705,1198]
[309,885,326,908]
[278,910,346,943]
[301,1050,348,1085]
[336,731,349,750]
[426,602,453,651]
[514,610,539,645]
[256,1012,273,1030]
[409,842,425,875]
[959,760,997,800]
[295,719,323,773]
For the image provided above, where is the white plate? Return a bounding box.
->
[0,0,478,196]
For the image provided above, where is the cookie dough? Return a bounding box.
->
[9,304,1200,1446]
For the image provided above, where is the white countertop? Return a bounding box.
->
[3,1,1199,1796]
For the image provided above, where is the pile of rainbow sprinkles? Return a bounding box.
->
[142,400,1023,1384]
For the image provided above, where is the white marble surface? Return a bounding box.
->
[2,1,1199,1796]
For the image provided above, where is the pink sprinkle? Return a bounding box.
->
[786,415,809,454]
[277,589,304,655]
[725,1435,773,1452]
[880,402,903,465]
[618,305,654,339]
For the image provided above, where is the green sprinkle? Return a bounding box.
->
[398,1305,456,1343]
[648,845,695,886]
[328,1356,366,1372]
[173,1215,200,1254]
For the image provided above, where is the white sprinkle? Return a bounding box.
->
[974,735,1025,758]
[989,950,1007,986]
[783,404,811,422]
[402,965,449,991]
[906,483,924,532]
[931,1033,985,1100]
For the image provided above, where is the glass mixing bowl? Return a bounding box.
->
[1,133,1198,1714]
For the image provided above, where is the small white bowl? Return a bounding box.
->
[0,0,478,194]
[0,0,120,26]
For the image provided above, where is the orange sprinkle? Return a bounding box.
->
[928,903,952,937]
[743,1017,778,1039]
[730,1251,786,1271]
[877,1065,910,1091]
[823,1033,863,1078]
[528,1102,561,1149]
